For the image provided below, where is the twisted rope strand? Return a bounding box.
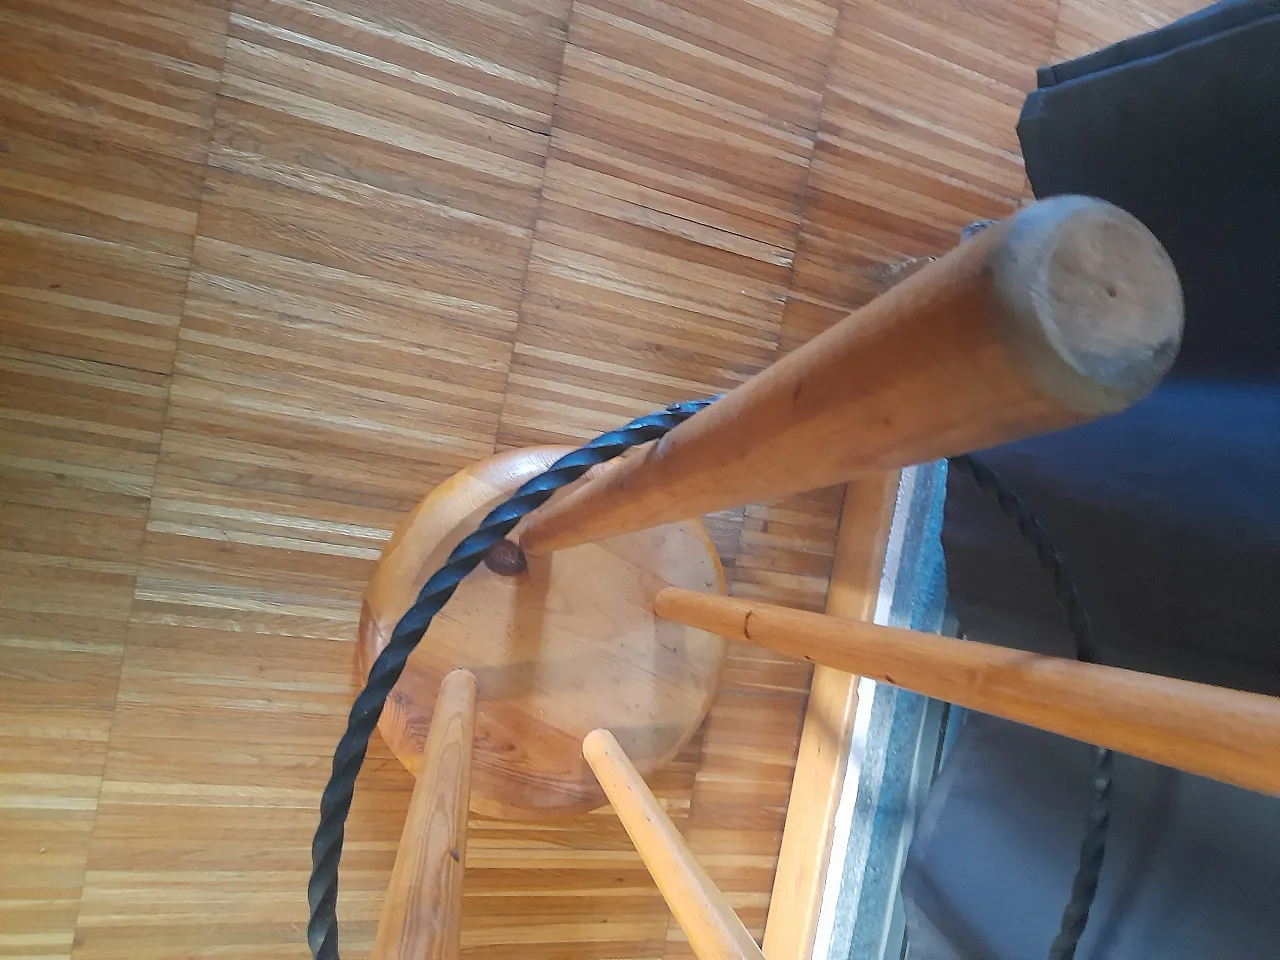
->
[950,455,1114,960]
[1050,745,1115,960]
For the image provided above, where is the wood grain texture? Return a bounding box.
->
[760,472,898,959]
[358,447,726,818]
[519,196,1185,554]
[67,0,573,955]
[649,6,1070,938]
[779,0,1059,356]
[745,7,1061,945]
[494,0,839,446]
[0,498,137,960]
[584,729,766,960]
[0,0,1210,957]
[373,668,477,960]
[655,487,842,959]
[1051,0,1206,60]
[0,0,229,372]
[0,2,228,956]
[172,0,567,506]
[656,589,1280,798]
[489,0,847,952]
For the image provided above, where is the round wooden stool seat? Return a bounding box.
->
[358,447,726,819]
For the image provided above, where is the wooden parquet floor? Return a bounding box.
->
[0,0,1204,957]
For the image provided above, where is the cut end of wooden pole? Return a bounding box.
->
[582,728,605,752]
[516,197,1184,557]
[990,195,1184,414]
[442,665,480,698]
[582,728,614,768]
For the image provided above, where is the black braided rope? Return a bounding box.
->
[1050,745,1115,960]
[307,397,715,960]
[949,455,1114,960]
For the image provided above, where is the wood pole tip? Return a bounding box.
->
[442,667,479,694]
[582,728,613,758]
[992,196,1184,413]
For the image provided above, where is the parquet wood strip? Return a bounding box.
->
[151,0,567,508]
[73,617,401,958]
[0,355,170,956]
[1,350,170,518]
[70,0,577,955]
[0,2,229,956]
[488,1,844,953]
[732,489,844,615]
[227,0,566,133]
[495,0,839,446]
[0,499,138,960]
[1051,0,1206,60]
[0,0,229,371]
[779,0,1058,356]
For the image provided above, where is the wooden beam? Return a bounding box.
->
[583,729,767,960]
[761,472,899,960]
[520,196,1183,555]
[654,590,1280,798]
[372,668,478,960]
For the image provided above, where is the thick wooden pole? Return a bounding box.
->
[654,589,1280,798]
[521,196,1182,555]
[372,668,478,960]
[583,729,767,960]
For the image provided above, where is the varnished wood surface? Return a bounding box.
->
[0,0,1206,957]
[358,447,725,818]
[372,668,476,960]
[584,730,766,960]
[520,196,1183,554]
[1,2,229,957]
[760,473,898,960]
[655,589,1280,798]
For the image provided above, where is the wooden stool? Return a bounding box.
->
[359,197,1280,959]
[358,446,727,819]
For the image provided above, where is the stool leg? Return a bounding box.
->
[373,668,478,960]
[654,587,1280,798]
[584,729,766,960]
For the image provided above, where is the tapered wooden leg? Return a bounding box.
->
[583,729,766,960]
[654,588,1280,798]
[373,668,478,960]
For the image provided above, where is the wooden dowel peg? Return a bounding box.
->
[654,589,1280,798]
[373,668,478,960]
[521,196,1183,555]
[583,729,767,960]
